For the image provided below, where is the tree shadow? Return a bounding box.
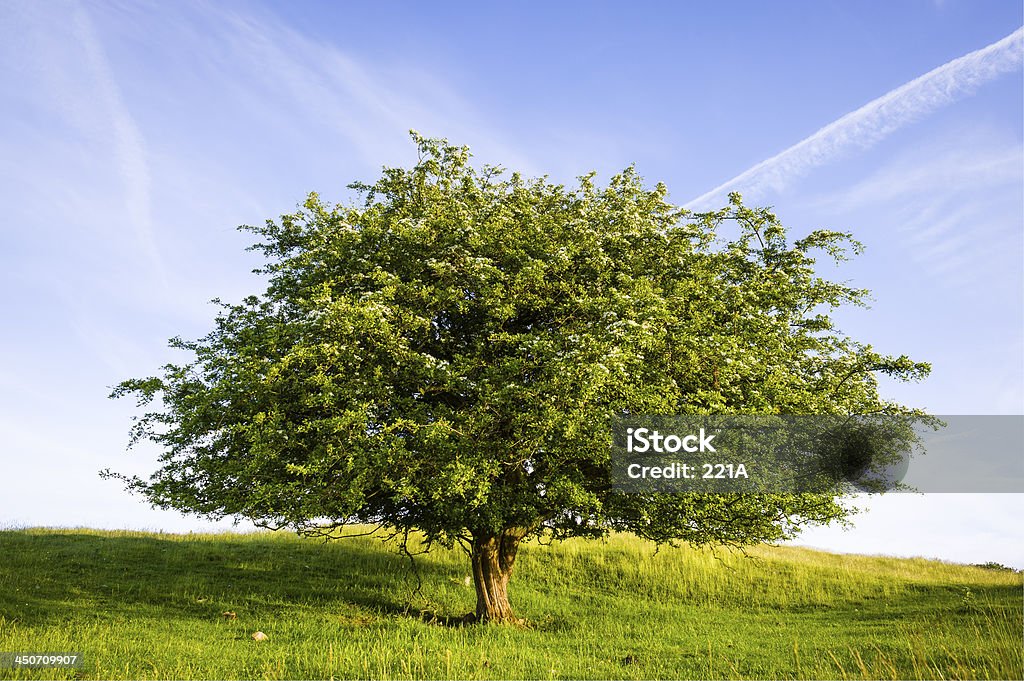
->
[0,530,461,628]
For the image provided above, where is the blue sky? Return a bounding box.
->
[1,1,1021,567]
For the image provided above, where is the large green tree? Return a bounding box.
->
[108,134,929,622]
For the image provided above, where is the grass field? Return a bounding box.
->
[0,528,1020,680]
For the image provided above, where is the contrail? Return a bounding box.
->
[684,27,1024,210]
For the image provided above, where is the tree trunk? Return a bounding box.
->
[471,529,524,623]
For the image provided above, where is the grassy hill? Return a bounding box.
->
[0,528,1019,680]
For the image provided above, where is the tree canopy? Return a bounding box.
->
[108,133,930,622]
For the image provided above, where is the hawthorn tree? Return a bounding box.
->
[108,133,929,623]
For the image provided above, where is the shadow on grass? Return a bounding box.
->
[0,530,458,628]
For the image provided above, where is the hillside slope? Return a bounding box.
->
[0,528,1019,679]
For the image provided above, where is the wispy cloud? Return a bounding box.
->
[808,132,1022,287]
[684,27,1024,210]
[814,143,1022,213]
[193,3,541,178]
[69,2,168,288]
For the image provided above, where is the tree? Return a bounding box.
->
[107,133,930,623]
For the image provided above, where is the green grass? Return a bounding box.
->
[0,528,1020,680]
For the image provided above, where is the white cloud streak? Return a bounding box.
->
[807,133,1022,287]
[195,3,541,179]
[69,2,168,288]
[684,27,1024,210]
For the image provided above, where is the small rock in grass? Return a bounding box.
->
[252,631,268,641]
